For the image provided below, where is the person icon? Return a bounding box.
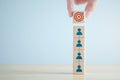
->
[76,52,82,60]
[76,40,82,47]
[76,28,82,36]
[76,65,82,72]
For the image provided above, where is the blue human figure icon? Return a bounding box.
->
[76,65,82,72]
[76,28,82,36]
[76,52,82,60]
[76,40,82,47]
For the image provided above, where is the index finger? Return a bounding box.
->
[85,0,98,18]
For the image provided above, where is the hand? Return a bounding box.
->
[67,0,98,18]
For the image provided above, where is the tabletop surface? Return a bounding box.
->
[0,65,120,80]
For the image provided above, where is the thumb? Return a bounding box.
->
[67,0,73,17]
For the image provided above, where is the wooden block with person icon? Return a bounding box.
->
[73,26,85,38]
[73,38,84,50]
[73,61,84,75]
[73,50,84,63]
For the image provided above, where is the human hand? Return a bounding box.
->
[67,0,98,18]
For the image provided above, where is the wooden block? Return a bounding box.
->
[73,11,84,23]
[73,61,84,75]
[73,26,85,38]
[73,38,84,50]
[73,50,84,63]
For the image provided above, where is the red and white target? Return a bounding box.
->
[74,12,84,22]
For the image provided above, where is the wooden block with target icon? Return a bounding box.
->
[73,11,85,23]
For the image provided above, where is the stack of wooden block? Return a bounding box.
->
[73,11,85,75]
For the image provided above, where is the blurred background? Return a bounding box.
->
[0,0,120,64]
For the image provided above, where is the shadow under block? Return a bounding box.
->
[73,61,84,75]
[73,26,85,38]
[73,11,84,23]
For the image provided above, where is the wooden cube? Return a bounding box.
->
[73,11,84,23]
[73,38,84,50]
[73,26,85,38]
[73,50,84,63]
[73,61,84,75]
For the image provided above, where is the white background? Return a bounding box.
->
[0,0,120,64]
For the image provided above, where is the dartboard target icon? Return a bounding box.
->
[73,12,84,22]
